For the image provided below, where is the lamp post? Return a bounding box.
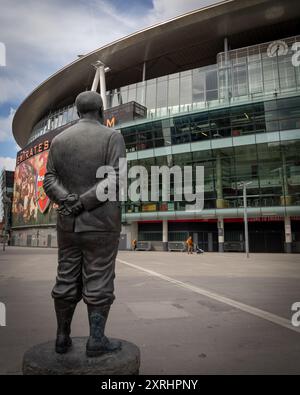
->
[238,181,252,258]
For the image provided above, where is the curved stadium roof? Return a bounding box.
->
[13,0,300,148]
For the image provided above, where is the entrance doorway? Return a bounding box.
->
[119,234,127,250]
[193,231,216,252]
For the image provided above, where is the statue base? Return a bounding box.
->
[22,337,140,375]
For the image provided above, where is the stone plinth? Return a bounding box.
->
[22,337,140,375]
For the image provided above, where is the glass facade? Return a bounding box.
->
[29,35,300,145]
[107,65,219,118]
[123,134,300,215]
[28,104,78,143]
[119,83,300,218]
[218,35,300,101]
[122,96,300,152]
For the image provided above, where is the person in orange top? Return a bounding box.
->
[186,236,193,254]
[132,239,137,251]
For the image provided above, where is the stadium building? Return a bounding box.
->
[11,0,300,252]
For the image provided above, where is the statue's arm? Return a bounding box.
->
[80,132,126,211]
[43,142,70,204]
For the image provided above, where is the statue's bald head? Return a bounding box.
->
[75,91,103,122]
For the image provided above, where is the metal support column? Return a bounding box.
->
[218,217,224,253]
[99,64,107,110]
[284,216,292,253]
[243,183,250,258]
[91,67,100,92]
[162,220,168,251]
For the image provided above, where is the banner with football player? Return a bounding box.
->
[12,150,57,227]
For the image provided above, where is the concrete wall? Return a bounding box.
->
[11,227,57,248]
[12,225,135,251]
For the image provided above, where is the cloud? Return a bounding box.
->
[0,0,143,106]
[0,108,16,142]
[0,156,15,171]
[0,0,221,149]
[148,0,222,22]
[0,0,222,104]
[0,0,146,146]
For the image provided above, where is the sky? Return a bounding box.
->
[0,0,222,173]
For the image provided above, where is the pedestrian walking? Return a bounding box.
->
[132,239,137,251]
[186,236,193,254]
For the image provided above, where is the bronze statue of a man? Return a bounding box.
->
[43,91,126,357]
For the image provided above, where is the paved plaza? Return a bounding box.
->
[0,247,300,374]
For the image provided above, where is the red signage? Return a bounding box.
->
[36,164,50,214]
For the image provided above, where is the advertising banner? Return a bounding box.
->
[12,150,57,227]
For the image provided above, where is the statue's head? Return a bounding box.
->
[75,91,104,123]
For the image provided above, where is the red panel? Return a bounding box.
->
[168,219,217,223]
[137,220,162,224]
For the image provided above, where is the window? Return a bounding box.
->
[180,73,192,111]
[168,75,180,114]
[136,82,146,106]
[145,79,157,112]
[128,84,137,102]
[232,65,248,97]
[205,69,218,101]
[248,61,263,94]
[120,86,128,104]
[192,69,205,103]
[156,77,168,117]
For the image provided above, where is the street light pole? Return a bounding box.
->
[238,181,252,259]
[243,183,250,258]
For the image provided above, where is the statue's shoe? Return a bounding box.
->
[86,336,121,357]
[55,334,72,354]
